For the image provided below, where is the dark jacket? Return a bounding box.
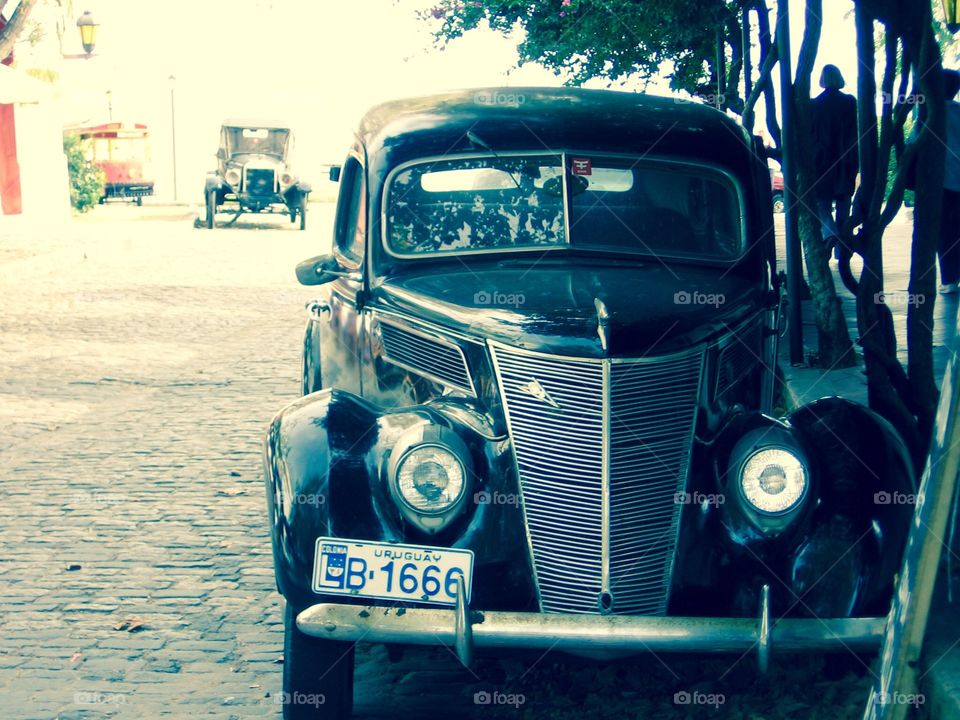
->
[810,89,859,199]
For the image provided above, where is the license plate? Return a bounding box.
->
[312,538,474,606]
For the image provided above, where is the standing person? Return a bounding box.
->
[938,69,960,294]
[810,65,859,255]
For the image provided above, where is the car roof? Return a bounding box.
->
[356,87,754,175]
[221,119,291,131]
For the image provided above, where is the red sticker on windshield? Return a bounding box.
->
[571,158,592,176]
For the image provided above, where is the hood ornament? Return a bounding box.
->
[595,297,610,353]
[518,378,561,410]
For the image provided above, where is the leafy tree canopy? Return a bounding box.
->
[425,0,740,98]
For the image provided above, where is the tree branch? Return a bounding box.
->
[754,0,782,147]
[0,0,39,62]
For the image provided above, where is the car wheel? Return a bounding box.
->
[205,190,216,229]
[299,195,308,231]
[772,193,785,214]
[290,203,298,224]
[282,602,353,719]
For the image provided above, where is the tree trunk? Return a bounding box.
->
[848,0,945,468]
[904,22,944,444]
[792,0,857,368]
[0,0,38,62]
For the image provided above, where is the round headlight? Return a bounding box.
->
[225,168,241,187]
[739,447,807,514]
[395,445,465,515]
[280,172,294,186]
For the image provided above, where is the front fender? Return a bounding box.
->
[264,389,394,609]
[264,390,535,611]
[786,397,915,616]
[204,173,224,194]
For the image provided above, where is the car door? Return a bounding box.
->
[302,153,366,396]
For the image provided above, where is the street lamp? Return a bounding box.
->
[944,0,960,33]
[76,11,98,55]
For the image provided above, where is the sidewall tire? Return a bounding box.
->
[205,190,216,229]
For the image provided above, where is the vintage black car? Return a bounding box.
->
[203,120,311,229]
[264,88,916,719]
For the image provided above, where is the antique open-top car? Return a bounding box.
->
[203,120,310,229]
[264,88,916,719]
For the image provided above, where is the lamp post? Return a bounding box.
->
[76,10,98,55]
[944,0,960,33]
[169,75,178,202]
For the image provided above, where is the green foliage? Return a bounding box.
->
[423,0,737,97]
[63,135,104,213]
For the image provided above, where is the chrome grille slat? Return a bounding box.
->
[492,343,703,616]
[379,321,473,393]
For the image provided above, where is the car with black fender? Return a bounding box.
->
[203,120,310,230]
[263,88,916,719]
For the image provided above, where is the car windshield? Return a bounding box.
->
[385,153,743,261]
[224,127,288,158]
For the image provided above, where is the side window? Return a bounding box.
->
[334,158,366,268]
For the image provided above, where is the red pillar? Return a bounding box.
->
[0,103,22,214]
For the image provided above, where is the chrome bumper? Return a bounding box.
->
[297,584,886,671]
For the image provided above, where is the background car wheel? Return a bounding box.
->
[205,190,216,229]
[283,602,353,719]
[299,195,308,231]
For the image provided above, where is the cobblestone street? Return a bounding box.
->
[0,207,327,719]
[0,206,889,719]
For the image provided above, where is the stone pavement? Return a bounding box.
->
[0,207,325,719]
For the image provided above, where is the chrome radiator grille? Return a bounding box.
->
[244,167,275,196]
[491,344,704,615]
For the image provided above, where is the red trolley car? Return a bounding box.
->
[65,122,155,205]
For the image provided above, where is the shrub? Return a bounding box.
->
[63,135,104,212]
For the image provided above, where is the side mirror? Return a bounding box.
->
[329,165,342,183]
[295,254,360,286]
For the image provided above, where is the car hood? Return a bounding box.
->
[371,260,765,358]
